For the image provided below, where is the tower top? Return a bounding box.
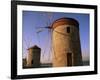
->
[51,17,79,29]
[27,45,41,50]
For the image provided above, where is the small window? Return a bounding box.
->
[67,27,70,33]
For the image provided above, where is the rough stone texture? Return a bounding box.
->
[52,18,83,67]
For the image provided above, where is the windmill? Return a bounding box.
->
[36,16,83,67]
[23,25,42,68]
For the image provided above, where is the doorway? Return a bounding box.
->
[67,53,73,66]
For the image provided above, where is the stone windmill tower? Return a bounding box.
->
[52,17,83,67]
[26,45,41,68]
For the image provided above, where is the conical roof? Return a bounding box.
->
[27,45,41,50]
[52,17,79,29]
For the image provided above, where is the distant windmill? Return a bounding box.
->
[23,28,41,68]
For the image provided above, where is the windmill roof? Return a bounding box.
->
[52,17,79,29]
[27,45,41,50]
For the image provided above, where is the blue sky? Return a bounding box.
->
[22,11,90,63]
